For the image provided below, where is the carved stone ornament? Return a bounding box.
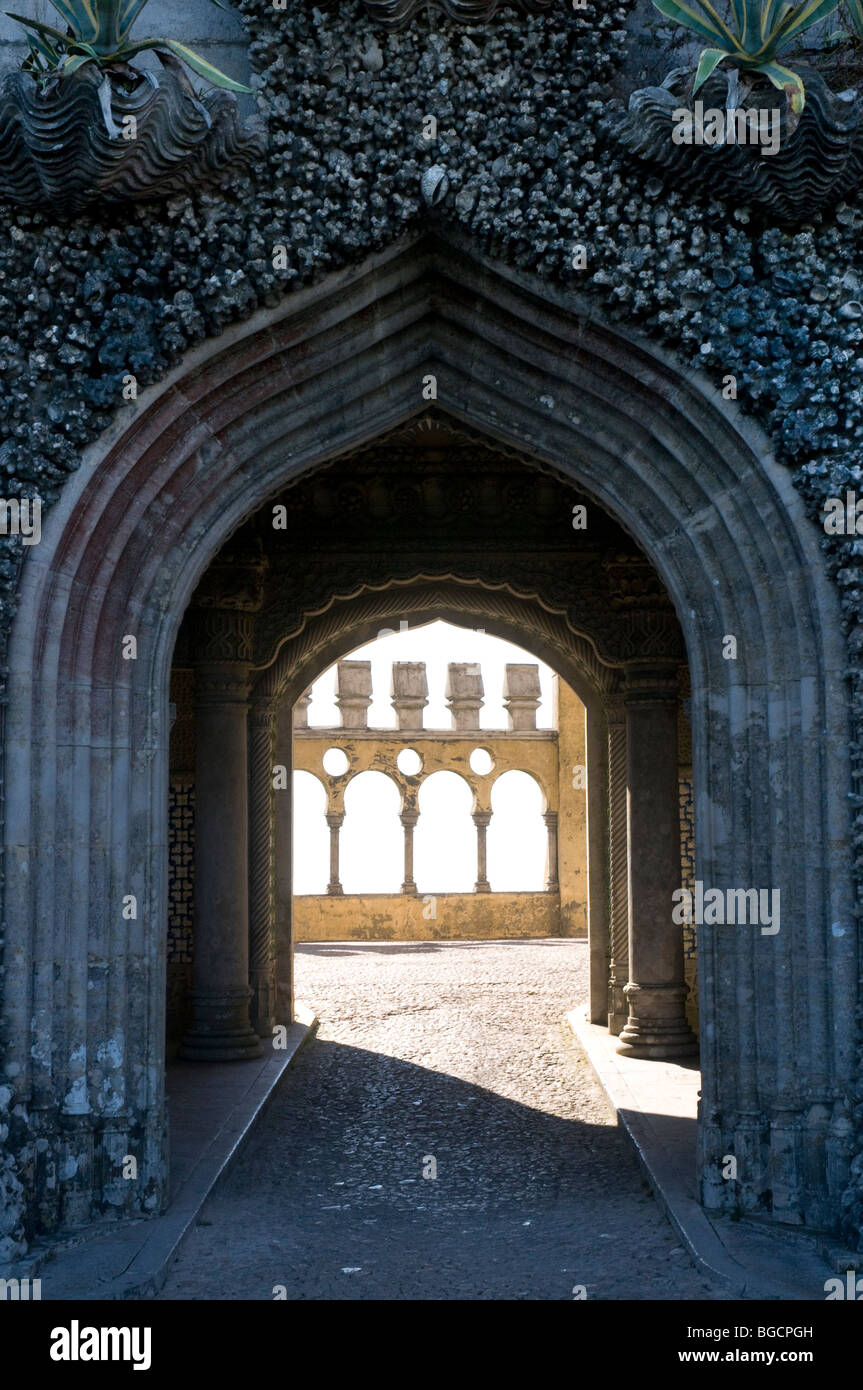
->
[614,65,863,225]
[0,61,265,217]
[312,0,553,26]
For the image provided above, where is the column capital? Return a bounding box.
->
[604,690,626,725]
[194,661,252,706]
[622,660,680,705]
[248,693,278,727]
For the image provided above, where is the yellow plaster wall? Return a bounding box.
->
[553,675,588,937]
[292,730,559,814]
[289,682,589,942]
[293,890,561,941]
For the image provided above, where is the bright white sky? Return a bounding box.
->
[305,618,555,729]
[293,620,556,894]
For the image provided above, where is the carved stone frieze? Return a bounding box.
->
[193,538,267,613]
[193,610,256,665]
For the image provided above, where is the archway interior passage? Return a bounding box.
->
[166,413,698,1067]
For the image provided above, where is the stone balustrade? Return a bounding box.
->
[291,658,563,905]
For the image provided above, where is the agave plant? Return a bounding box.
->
[651,0,843,111]
[7,0,250,92]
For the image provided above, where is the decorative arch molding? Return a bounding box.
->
[1,234,855,1248]
[252,576,621,705]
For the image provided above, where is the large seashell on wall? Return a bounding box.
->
[0,65,266,217]
[613,67,863,225]
[420,163,450,206]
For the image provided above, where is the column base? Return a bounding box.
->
[616,983,698,1059]
[179,988,263,1062]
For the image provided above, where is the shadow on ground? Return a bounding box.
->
[158,1032,719,1301]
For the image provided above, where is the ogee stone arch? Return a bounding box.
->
[1,235,855,1249]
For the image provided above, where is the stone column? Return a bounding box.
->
[336,661,372,728]
[446,663,483,731]
[326,811,345,895]
[248,694,277,1037]
[503,663,541,730]
[180,613,262,1061]
[617,662,697,1059]
[605,695,629,1035]
[273,702,295,1024]
[473,810,491,893]
[392,663,428,731]
[400,808,419,895]
[543,810,559,892]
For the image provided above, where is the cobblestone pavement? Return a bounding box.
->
[159,940,729,1301]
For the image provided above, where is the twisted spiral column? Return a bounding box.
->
[249,695,277,1037]
[606,695,629,1035]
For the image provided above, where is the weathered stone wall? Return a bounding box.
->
[1,0,862,1254]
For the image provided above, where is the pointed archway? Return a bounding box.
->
[2,235,854,1246]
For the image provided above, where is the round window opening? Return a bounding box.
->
[397,748,423,776]
[470,748,495,776]
[322,747,350,777]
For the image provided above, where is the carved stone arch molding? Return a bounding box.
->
[253,576,620,703]
[1,235,854,1250]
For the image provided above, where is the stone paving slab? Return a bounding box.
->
[3,1009,316,1301]
[567,1011,838,1301]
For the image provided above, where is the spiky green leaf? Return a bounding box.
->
[7,12,75,48]
[693,45,731,89]
[651,0,731,44]
[123,37,251,91]
[758,0,793,41]
[59,52,95,76]
[117,0,152,40]
[26,29,61,65]
[755,57,807,111]
[845,0,863,35]
[771,0,841,43]
[43,0,104,45]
